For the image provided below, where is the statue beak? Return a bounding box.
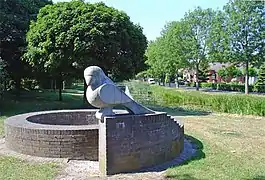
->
[85,75,93,85]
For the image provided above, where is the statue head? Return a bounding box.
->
[84,66,106,88]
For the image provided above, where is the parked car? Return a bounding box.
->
[148,78,155,84]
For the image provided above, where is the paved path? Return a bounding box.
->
[162,83,265,96]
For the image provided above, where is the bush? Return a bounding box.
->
[253,85,265,93]
[200,82,215,88]
[216,83,254,92]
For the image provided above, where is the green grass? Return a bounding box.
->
[0,156,59,180]
[165,114,265,180]
[124,81,265,116]
[0,88,84,180]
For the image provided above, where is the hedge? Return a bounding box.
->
[200,82,265,93]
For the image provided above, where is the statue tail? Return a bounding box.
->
[123,100,155,115]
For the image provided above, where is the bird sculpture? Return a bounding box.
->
[84,66,155,120]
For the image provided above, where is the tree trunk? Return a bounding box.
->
[54,79,56,92]
[83,78,87,104]
[58,74,62,101]
[195,64,199,91]
[15,77,21,99]
[4,80,7,92]
[50,80,53,90]
[245,61,249,95]
[175,73,179,88]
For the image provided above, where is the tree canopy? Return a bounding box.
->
[24,1,147,82]
[210,0,265,94]
[0,0,52,90]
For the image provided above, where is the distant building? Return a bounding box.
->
[182,62,248,84]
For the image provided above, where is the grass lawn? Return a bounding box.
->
[0,156,59,180]
[165,113,265,180]
[0,88,84,180]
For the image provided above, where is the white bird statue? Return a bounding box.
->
[84,66,155,120]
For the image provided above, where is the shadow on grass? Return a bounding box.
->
[245,176,265,180]
[165,174,204,180]
[147,104,211,116]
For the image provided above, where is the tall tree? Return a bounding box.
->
[24,1,147,101]
[145,21,188,86]
[254,64,265,93]
[0,0,52,93]
[180,7,216,90]
[210,0,265,94]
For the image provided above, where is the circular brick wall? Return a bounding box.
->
[5,109,99,160]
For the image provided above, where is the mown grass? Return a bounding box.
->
[0,156,59,180]
[165,114,265,180]
[125,81,265,116]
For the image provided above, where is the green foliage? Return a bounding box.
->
[0,0,52,88]
[135,70,150,79]
[243,67,258,77]
[24,1,147,82]
[145,21,188,80]
[210,0,265,94]
[254,64,265,92]
[150,85,265,116]
[200,82,215,88]
[216,83,253,92]
[146,7,217,90]
[217,66,242,81]
[198,67,210,82]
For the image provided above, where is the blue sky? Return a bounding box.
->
[53,0,229,41]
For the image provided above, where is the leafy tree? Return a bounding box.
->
[217,66,242,82]
[0,0,52,92]
[145,21,188,87]
[254,64,265,92]
[210,0,265,94]
[243,67,258,77]
[179,7,217,90]
[24,1,147,100]
[145,37,167,84]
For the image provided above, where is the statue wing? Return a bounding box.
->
[98,84,132,105]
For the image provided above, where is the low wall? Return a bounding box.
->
[99,112,184,175]
[5,110,99,160]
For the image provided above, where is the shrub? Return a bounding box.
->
[216,83,254,92]
[200,82,214,88]
[254,64,265,93]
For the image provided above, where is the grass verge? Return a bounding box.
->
[0,156,59,180]
[125,81,265,116]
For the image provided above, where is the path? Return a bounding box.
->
[54,138,197,180]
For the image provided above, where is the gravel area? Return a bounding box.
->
[0,137,198,180]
